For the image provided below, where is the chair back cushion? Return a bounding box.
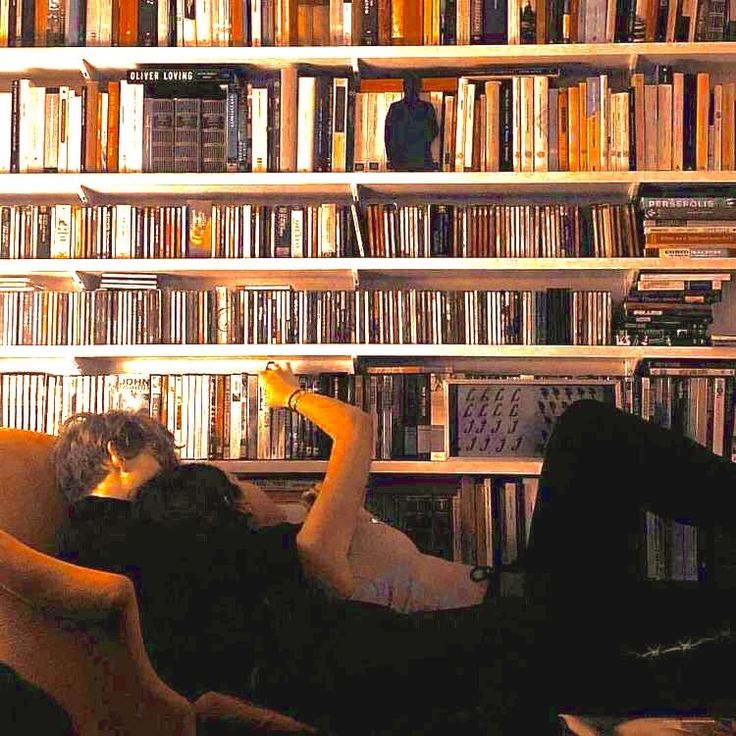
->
[0,429,62,553]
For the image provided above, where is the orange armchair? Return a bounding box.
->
[0,428,315,736]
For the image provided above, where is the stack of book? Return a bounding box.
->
[99,273,160,290]
[0,277,43,291]
[640,192,736,258]
[615,271,730,346]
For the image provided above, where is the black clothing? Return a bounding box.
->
[0,662,75,736]
[384,97,439,172]
[57,406,736,734]
[57,464,298,701]
[523,399,736,718]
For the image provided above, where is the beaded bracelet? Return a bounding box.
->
[287,388,304,411]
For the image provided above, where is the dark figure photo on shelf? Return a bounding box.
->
[54,362,736,736]
[384,73,439,172]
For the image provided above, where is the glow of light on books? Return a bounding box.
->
[117,357,353,375]
[1,357,81,375]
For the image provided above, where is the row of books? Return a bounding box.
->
[444,70,736,174]
[350,0,736,45]
[0,203,358,259]
[3,71,353,174]
[7,67,736,176]
[0,201,642,260]
[1,363,734,456]
[614,270,730,346]
[0,286,614,346]
[360,201,640,257]
[636,360,736,457]
[0,0,350,47]
[1,0,734,48]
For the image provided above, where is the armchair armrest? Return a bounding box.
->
[193,691,318,735]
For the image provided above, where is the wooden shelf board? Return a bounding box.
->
[2,345,735,360]
[2,171,736,201]
[5,257,736,276]
[206,458,544,475]
[3,43,736,76]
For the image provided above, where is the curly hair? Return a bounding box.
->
[53,411,178,505]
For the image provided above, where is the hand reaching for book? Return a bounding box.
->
[259,361,301,409]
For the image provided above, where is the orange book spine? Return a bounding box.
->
[567,85,580,172]
[558,88,569,171]
[118,0,138,45]
[111,0,121,44]
[231,0,245,44]
[578,81,588,171]
[281,0,299,44]
[95,92,105,172]
[587,81,600,172]
[34,0,48,45]
[107,81,120,173]
[378,0,392,44]
[695,72,710,171]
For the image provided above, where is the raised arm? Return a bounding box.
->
[258,363,373,597]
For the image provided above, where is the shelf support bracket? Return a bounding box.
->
[80,58,98,81]
[350,182,360,204]
[78,184,92,206]
[72,271,97,291]
[350,56,361,82]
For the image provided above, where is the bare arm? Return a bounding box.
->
[258,363,373,597]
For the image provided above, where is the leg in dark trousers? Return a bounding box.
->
[523,399,736,716]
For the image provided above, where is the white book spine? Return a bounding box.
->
[343,1,352,43]
[520,75,534,173]
[229,373,243,459]
[454,78,468,172]
[17,80,31,172]
[533,75,548,172]
[463,81,476,171]
[114,204,133,257]
[196,0,213,45]
[296,76,316,173]
[56,86,69,173]
[68,92,83,173]
[252,87,269,172]
[291,207,304,257]
[158,0,170,44]
[0,92,11,173]
[51,204,72,258]
[251,0,262,45]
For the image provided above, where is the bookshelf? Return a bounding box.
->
[2,32,736,576]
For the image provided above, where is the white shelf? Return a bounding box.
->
[2,344,735,360]
[3,171,736,202]
[206,458,544,475]
[6,257,736,276]
[3,42,736,76]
